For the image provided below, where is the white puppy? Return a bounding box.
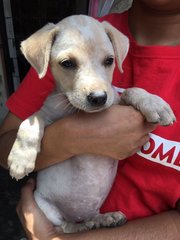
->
[8,15,175,233]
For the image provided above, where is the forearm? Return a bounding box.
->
[55,211,179,240]
[0,112,98,171]
[0,129,18,169]
[0,111,88,171]
[35,117,77,171]
[0,119,72,170]
[35,110,110,170]
[35,109,120,170]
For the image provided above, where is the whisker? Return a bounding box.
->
[62,102,73,112]
[51,92,66,98]
[69,105,77,114]
[52,90,72,98]
[77,108,81,115]
[54,99,69,109]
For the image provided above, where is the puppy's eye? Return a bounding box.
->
[60,59,77,69]
[103,56,114,67]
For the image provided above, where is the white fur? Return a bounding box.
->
[8,15,175,233]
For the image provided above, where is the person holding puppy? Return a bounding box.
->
[0,0,180,239]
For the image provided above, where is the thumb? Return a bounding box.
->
[20,178,36,203]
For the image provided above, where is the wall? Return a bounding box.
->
[0,33,8,124]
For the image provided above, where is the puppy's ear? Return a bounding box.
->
[102,21,129,73]
[21,23,58,78]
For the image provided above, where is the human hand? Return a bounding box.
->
[16,179,59,240]
[64,105,157,160]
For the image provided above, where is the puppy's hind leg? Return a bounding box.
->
[84,211,127,230]
[62,211,126,233]
[34,192,98,234]
[34,191,64,228]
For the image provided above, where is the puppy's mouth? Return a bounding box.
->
[67,98,111,113]
[84,105,108,113]
[68,101,108,113]
[66,91,112,113]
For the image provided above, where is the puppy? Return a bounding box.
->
[8,15,175,233]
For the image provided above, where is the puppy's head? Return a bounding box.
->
[21,15,129,112]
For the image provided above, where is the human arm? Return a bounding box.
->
[17,179,180,240]
[64,211,179,240]
[0,104,155,171]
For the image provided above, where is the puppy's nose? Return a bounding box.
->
[87,91,107,107]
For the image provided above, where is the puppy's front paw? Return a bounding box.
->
[121,88,176,126]
[8,115,44,180]
[8,126,39,180]
[8,139,37,180]
[139,95,176,126]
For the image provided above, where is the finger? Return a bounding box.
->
[16,179,36,214]
[140,134,150,146]
[20,178,36,203]
[143,122,158,133]
[130,135,150,156]
[134,134,150,152]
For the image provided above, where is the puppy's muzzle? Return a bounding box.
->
[87,91,107,107]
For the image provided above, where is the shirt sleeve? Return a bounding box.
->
[6,67,55,120]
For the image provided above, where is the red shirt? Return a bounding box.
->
[6,12,180,220]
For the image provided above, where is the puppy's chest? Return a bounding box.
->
[41,91,75,124]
